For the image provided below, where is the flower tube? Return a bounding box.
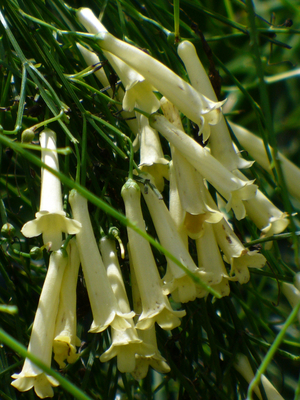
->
[69,189,134,333]
[196,222,231,298]
[76,8,225,130]
[21,129,81,251]
[121,179,186,330]
[281,282,300,324]
[129,250,170,380]
[139,178,213,303]
[230,121,300,202]
[150,114,257,220]
[53,238,81,368]
[11,250,68,398]
[99,237,154,372]
[138,114,169,192]
[177,40,251,169]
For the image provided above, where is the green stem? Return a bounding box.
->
[174,0,180,40]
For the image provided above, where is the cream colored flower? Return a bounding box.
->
[99,237,155,372]
[21,129,81,251]
[138,114,169,192]
[76,8,224,130]
[150,114,257,220]
[69,189,134,333]
[196,222,230,298]
[11,250,68,398]
[281,282,300,324]
[177,40,251,170]
[129,256,170,380]
[53,238,81,368]
[121,179,186,329]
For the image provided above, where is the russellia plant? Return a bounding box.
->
[2,1,300,399]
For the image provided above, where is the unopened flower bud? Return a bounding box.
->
[30,247,43,260]
[21,129,35,143]
[1,223,16,239]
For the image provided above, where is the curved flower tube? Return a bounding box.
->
[138,114,169,192]
[69,190,134,333]
[21,129,81,251]
[177,40,251,169]
[121,179,186,330]
[11,250,68,398]
[76,8,225,130]
[99,237,155,372]
[53,238,81,368]
[150,114,257,220]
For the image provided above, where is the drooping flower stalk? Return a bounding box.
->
[150,114,257,220]
[76,8,225,131]
[121,179,186,329]
[21,129,81,251]
[11,250,68,398]
[53,238,81,368]
[177,40,251,170]
[69,189,134,333]
[99,237,154,373]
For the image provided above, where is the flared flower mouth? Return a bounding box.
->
[11,372,59,399]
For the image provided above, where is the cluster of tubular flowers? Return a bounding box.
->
[12,6,297,397]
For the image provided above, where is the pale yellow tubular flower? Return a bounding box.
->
[281,282,300,324]
[196,222,230,298]
[53,238,81,369]
[99,237,154,373]
[230,120,300,202]
[160,97,222,238]
[234,353,285,400]
[234,169,289,245]
[150,114,257,220]
[129,252,170,380]
[121,179,186,330]
[11,250,68,398]
[138,114,169,192]
[69,190,134,333]
[139,179,205,303]
[76,8,224,130]
[21,129,81,251]
[76,43,139,135]
[177,41,251,170]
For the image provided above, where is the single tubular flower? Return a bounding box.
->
[196,222,231,298]
[177,40,251,170]
[138,114,169,192]
[99,237,154,373]
[129,250,171,380]
[53,238,81,368]
[150,114,257,220]
[11,250,68,398]
[76,8,224,130]
[281,282,300,324]
[121,179,186,330]
[21,129,81,251]
[69,190,134,333]
[138,177,212,303]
